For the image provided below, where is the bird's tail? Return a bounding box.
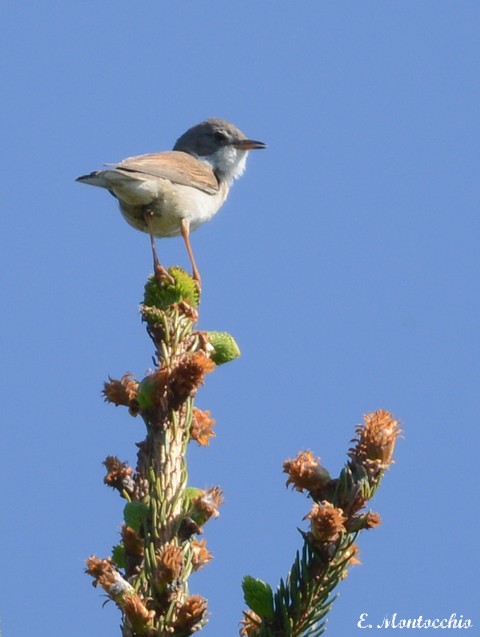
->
[75,171,110,188]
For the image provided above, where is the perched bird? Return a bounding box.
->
[76,118,266,287]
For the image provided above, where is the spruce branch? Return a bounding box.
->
[86,268,239,636]
[241,410,401,637]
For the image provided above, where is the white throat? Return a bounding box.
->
[196,146,248,184]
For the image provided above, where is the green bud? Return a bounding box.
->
[143,267,199,311]
[111,543,126,569]
[206,331,240,365]
[242,575,275,619]
[123,502,148,533]
[136,373,161,410]
[184,486,203,504]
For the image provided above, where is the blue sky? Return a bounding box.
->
[2,2,479,636]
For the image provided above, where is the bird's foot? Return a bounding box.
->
[193,275,202,294]
[154,263,175,286]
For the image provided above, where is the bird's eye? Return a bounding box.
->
[213,131,228,142]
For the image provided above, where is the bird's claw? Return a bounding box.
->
[154,264,175,286]
[193,276,202,294]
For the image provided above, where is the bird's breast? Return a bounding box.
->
[117,179,229,238]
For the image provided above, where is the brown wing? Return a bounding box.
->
[112,151,219,195]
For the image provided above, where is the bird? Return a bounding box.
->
[76,118,266,288]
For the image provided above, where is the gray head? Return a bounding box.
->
[173,118,266,183]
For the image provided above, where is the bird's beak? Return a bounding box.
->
[233,139,267,151]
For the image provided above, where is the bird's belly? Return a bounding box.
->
[117,180,228,238]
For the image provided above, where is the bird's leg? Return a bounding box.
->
[180,218,201,290]
[143,209,174,285]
